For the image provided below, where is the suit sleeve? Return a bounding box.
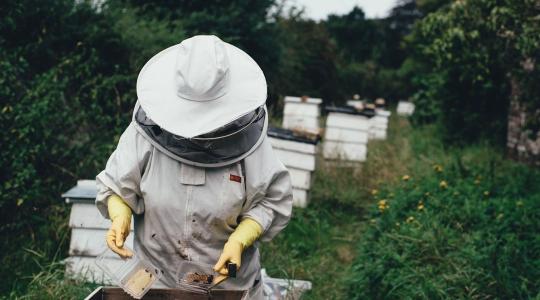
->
[95,123,152,218]
[241,138,293,242]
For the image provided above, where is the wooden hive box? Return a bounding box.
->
[282,96,322,133]
[323,106,374,162]
[369,109,391,140]
[62,180,134,283]
[397,101,415,116]
[268,127,319,208]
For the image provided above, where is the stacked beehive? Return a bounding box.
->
[62,180,133,283]
[268,127,319,208]
[397,100,415,116]
[282,96,322,133]
[323,106,374,162]
[368,98,391,140]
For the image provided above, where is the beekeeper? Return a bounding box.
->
[95,35,293,298]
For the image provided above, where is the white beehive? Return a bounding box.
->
[323,107,373,162]
[397,101,415,116]
[62,180,134,283]
[369,109,391,140]
[268,127,319,208]
[282,96,322,133]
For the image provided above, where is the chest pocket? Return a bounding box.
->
[220,162,247,223]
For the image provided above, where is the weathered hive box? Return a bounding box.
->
[369,109,391,140]
[282,96,322,133]
[62,180,133,283]
[323,106,374,162]
[268,127,319,208]
[397,101,415,116]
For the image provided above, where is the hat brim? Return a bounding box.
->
[136,42,267,138]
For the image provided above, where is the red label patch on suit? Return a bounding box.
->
[229,174,242,183]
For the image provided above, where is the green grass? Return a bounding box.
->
[260,113,424,299]
[346,152,540,299]
[5,112,539,299]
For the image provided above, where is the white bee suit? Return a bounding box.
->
[95,35,292,299]
[95,119,292,296]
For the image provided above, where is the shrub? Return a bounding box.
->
[408,0,540,145]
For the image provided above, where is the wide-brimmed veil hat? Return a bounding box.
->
[136,35,267,138]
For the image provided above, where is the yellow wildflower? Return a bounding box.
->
[433,164,443,172]
[378,199,389,212]
[371,189,379,196]
[406,216,415,223]
[439,180,448,189]
[417,201,424,211]
[402,175,411,181]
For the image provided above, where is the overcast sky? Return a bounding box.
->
[290,0,399,20]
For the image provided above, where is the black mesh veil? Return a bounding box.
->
[134,105,266,167]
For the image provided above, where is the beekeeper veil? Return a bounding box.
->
[133,103,267,167]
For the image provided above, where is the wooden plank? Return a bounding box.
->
[323,141,367,161]
[269,137,317,154]
[287,167,312,190]
[284,96,322,104]
[69,228,134,257]
[282,115,319,131]
[292,188,309,208]
[325,127,368,144]
[283,102,320,117]
[326,113,369,130]
[273,149,316,171]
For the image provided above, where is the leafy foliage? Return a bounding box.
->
[409,0,540,144]
[347,144,540,299]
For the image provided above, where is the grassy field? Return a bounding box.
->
[4,112,539,299]
[260,113,423,299]
[261,113,540,299]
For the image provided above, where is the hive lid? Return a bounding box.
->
[284,96,322,105]
[62,180,97,203]
[325,105,375,118]
[267,127,320,145]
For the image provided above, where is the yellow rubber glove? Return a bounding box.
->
[106,194,133,258]
[213,218,263,283]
